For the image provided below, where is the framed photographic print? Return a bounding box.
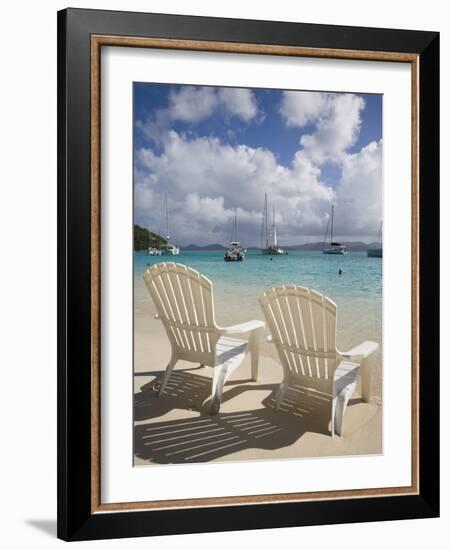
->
[57,8,439,541]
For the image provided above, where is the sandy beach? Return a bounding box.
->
[134,277,382,466]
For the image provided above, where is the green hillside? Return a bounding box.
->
[133,224,167,251]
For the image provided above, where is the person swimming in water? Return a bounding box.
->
[338,268,343,275]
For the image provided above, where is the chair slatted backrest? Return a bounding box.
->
[144,263,219,362]
[259,285,337,379]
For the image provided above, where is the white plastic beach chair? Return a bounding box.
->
[259,285,379,436]
[144,262,265,414]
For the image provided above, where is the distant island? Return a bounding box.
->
[182,241,379,252]
[281,241,380,252]
[134,226,380,252]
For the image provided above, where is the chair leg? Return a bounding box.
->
[331,396,337,437]
[332,395,347,437]
[249,327,263,382]
[331,382,356,436]
[209,364,229,415]
[274,378,289,411]
[157,358,177,397]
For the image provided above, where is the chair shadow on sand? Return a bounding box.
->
[134,367,363,464]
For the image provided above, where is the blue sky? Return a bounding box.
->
[134,83,382,245]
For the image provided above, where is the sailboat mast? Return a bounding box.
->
[323,218,330,248]
[265,194,269,248]
[165,184,169,241]
[230,212,238,243]
[330,205,334,243]
[272,205,276,246]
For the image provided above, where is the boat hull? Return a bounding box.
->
[367,248,382,257]
[160,244,180,255]
[262,247,285,255]
[323,248,347,255]
[224,255,244,262]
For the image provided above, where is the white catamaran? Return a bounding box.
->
[224,214,245,262]
[323,205,347,254]
[160,183,180,256]
[261,193,285,255]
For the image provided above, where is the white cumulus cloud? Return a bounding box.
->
[167,86,218,122]
[217,88,258,121]
[136,86,259,144]
[280,91,328,127]
[334,140,383,239]
[280,91,365,165]
[134,131,334,245]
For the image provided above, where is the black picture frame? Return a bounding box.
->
[57,7,439,541]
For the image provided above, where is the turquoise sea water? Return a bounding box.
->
[134,250,382,355]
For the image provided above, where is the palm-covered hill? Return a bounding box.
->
[133,224,167,251]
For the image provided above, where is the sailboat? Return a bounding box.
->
[261,193,285,255]
[224,214,245,262]
[323,205,347,254]
[148,233,162,256]
[159,183,180,255]
[148,246,162,256]
[367,222,383,257]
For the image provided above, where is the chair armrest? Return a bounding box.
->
[221,320,265,335]
[338,340,379,362]
[339,341,379,403]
